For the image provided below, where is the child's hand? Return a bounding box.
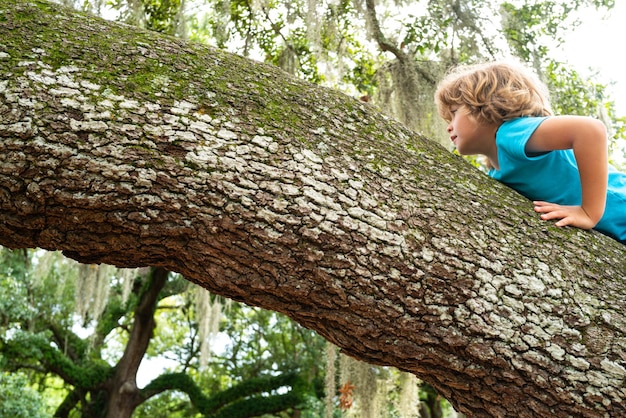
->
[533,201,599,230]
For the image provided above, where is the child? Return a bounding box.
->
[434,61,626,244]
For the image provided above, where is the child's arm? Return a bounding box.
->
[526,116,608,229]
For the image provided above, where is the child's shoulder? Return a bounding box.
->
[502,116,549,127]
[498,116,549,140]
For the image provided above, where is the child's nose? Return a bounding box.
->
[447,123,453,133]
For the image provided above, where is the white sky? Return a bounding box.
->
[558,2,626,116]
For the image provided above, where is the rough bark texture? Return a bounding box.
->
[1,1,626,416]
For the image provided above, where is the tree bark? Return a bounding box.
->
[1,1,626,416]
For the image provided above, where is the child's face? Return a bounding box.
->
[446,106,498,156]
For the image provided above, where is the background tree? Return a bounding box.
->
[0,249,319,417]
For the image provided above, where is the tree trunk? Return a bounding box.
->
[105,267,168,418]
[1,1,625,416]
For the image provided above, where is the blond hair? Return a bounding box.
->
[434,61,553,125]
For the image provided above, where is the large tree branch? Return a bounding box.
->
[364,0,405,59]
[364,0,436,85]
[1,1,625,416]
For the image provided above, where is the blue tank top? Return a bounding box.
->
[488,117,626,244]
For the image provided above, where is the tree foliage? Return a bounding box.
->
[0,372,48,418]
[96,0,623,151]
